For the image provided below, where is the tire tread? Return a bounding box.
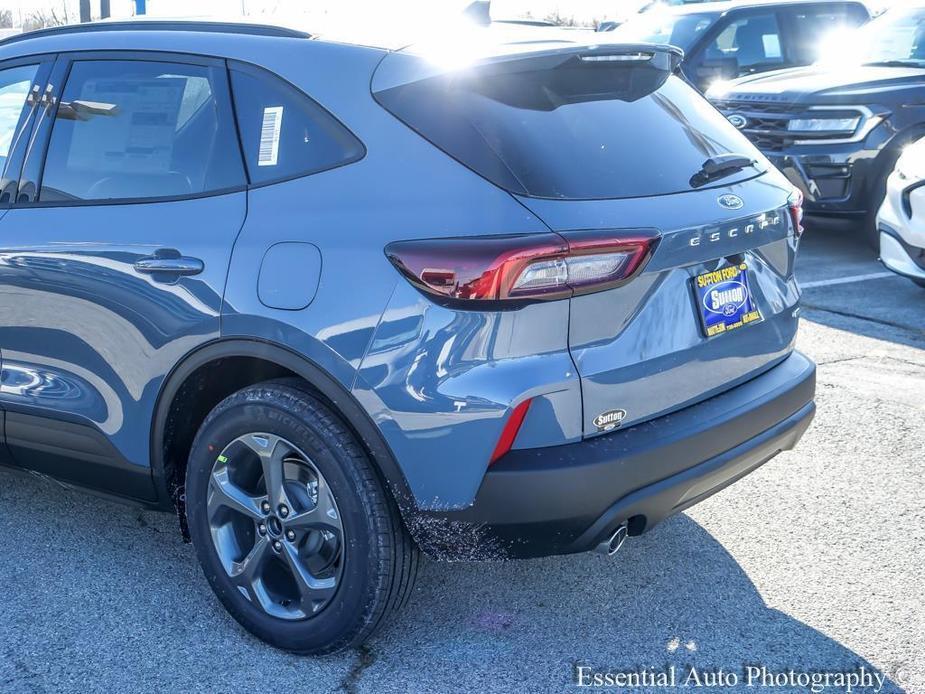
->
[187,378,419,654]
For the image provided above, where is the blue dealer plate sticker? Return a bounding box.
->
[692,264,762,338]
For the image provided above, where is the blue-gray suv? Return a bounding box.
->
[0,20,816,654]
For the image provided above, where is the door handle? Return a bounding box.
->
[134,249,204,277]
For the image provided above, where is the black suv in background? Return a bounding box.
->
[609,0,869,91]
[709,4,925,244]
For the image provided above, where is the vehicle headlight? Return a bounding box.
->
[787,117,860,134]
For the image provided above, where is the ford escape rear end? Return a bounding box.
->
[0,21,815,654]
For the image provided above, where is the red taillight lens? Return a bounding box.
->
[788,188,805,236]
[385,230,659,304]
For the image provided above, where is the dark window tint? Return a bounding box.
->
[40,60,245,203]
[704,13,785,74]
[229,66,364,184]
[375,63,761,200]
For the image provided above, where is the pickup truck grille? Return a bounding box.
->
[712,100,865,151]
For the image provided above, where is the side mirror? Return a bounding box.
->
[696,57,740,82]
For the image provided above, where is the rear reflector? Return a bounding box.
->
[489,398,532,465]
[788,188,805,236]
[385,230,659,304]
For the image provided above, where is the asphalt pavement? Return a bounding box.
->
[0,224,922,693]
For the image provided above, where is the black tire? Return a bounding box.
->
[186,379,419,654]
[862,209,881,250]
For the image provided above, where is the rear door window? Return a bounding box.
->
[229,65,364,185]
[39,59,245,203]
[374,57,761,200]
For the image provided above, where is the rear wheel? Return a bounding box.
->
[186,380,419,654]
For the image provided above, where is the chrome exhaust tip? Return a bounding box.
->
[595,523,628,556]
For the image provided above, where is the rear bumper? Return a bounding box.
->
[413,351,816,560]
[877,173,925,281]
[879,225,925,281]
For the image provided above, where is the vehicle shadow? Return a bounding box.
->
[0,468,906,693]
[372,515,906,693]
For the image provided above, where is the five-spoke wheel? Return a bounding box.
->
[208,433,343,619]
[186,380,419,654]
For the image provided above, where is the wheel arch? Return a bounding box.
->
[149,338,415,519]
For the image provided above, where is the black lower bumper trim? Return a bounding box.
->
[414,351,816,560]
[571,401,813,552]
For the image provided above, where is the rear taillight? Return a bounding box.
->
[788,188,805,236]
[385,230,659,305]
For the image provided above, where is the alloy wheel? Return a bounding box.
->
[206,433,344,620]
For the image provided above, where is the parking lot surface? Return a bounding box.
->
[0,225,921,693]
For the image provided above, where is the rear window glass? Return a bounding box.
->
[230,66,364,185]
[374,62,761,200]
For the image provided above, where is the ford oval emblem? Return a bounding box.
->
[727,113,748,129]
[718,194,744,210]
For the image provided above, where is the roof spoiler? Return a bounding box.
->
[375,41,684,93]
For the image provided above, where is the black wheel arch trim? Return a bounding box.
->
[149,338,416,518]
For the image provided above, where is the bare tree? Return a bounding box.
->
[15,0,79,30]
[22,10,65,31]
[544,10,580,27]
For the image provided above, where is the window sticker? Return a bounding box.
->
[762,34,782,59]
[258,106,283,167]
[65,77,186,175]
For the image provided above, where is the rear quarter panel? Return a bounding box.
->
[218,40,581,510]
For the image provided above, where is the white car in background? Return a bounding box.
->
[878,137,925,289]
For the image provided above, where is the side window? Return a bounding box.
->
[0,64,39,175]
[704,13,785,75]
[229,66,364,185]
[40,60,245,203]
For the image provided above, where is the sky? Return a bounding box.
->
[1,0,629,25]
[0,0,910,29]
